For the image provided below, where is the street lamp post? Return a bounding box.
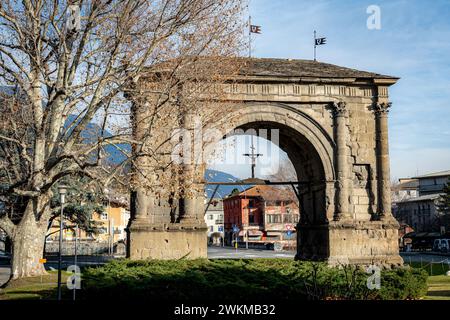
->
[73,224,78,301]
[57,185,67,301]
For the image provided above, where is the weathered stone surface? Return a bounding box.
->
[128,223,207,260]
[128,57,403,266]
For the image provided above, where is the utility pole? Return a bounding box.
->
[243,135,263,179]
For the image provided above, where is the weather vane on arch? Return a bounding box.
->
[313,30,327,62]
[248,16,261,58]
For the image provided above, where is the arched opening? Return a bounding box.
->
[203,102,335,260]
[235,121,328,224]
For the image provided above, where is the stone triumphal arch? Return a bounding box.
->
[127,58,403,266]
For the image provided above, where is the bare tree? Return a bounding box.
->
[262,157,299,210]
[0,0,246,278]
[265,156,297,182]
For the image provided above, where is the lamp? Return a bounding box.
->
[57,185,68,300]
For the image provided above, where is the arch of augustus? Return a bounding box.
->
[127,58,403,267]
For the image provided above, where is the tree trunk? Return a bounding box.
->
[11,209,48,279]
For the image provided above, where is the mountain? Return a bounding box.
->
[204,169,248,199]
[65,114,130,165]
[64,115,243,198]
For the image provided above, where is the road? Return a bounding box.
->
[208,246,295,258]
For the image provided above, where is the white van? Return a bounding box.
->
[433,239,450,253]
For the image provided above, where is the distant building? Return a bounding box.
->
[204,198,224,245]
[392,178,419,203]
[223,185,299,248]
[394,170,449,233]
[47,194,130,243]
[414,170,450,195]
[395,194,440,232]
[392,178,419,226]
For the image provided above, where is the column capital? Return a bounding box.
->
[331,101,347,117]
[373,102,392,116]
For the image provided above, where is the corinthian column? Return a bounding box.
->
[179,111,201,224]
[131,101,149,222]
[332,102,351,220]
[374,102,393,220]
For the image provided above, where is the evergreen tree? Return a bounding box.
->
[436,178,450,232]
[47,176,106,240]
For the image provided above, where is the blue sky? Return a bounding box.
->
[210,0,450,180]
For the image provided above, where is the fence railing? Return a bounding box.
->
[404,256,450,276]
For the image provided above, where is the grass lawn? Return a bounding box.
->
[405,261,450,300]
[0,270,70,300]
[426,275,450,300]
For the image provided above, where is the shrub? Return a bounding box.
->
[80,259,428,301]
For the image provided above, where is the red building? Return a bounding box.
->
[223,185,299,248]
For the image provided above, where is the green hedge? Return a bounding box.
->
[81,259,428,301]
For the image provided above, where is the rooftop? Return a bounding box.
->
[145,57,399,82]
[226,185,297,202]
[399,193,443,203]
[237,57,399,80]
[393,179,419,191]
[412,170,450,179]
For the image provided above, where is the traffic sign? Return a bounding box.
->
[286,230,292,237]
[285,224,293,231]
[232,225,240,233]
[218,226,224,232]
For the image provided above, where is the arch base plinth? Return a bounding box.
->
[127,221,208,260]
[296,220,403,267]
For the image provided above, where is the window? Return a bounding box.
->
[101,213,108,220]
[267,214,282,223]
[208,215,213,220]
[210,226,214,232]
[249,214,255,224]
[248,200,255,208]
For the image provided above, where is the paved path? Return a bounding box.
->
[208,248,450,262]
[207,246,295,259]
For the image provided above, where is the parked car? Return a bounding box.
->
[433,239,450,253]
